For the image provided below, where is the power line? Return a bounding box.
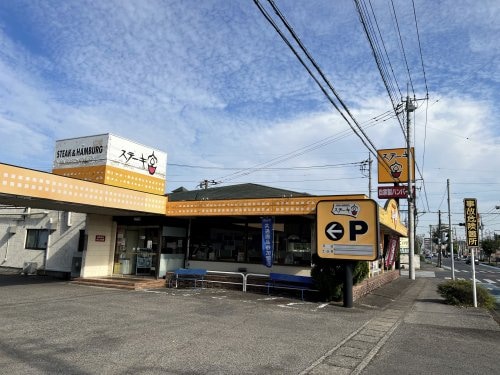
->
[172,109,395,189]
[266,0,382,154]
[168,161,364,171]
[252,0,396,182]
[354,0,405,137]
[390,0,416,96]
[355,0,431,214]
[216,115,387,183]
[412,0,429,96]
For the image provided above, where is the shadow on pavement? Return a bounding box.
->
[0,274,67,287]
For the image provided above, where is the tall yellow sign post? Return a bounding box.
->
[464,198,479,307]
[316,199,379,308]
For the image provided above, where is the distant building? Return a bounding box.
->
[0,206,86,277]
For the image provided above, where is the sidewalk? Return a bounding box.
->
[356,265,500,375]
[364,261,500,329]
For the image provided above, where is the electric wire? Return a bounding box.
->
[206,109,395,184]
[355,0,431,214]
[256,0,395,180]
[169,161,364,171]
[227,1,397,186]
[354,0,407,145]
[367,0,403,100]
[217,117,379,183]
[412,0,429,95]
[266,0,383,153]
[390,0,416,97]
[189,109,396,187]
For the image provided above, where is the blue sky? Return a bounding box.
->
[0,0,499,238]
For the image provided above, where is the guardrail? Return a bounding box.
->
[206,271,269,292]
[243,273,269,292]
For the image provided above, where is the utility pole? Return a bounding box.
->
[429,224,432,256]
[368,153,372,199]
[405,91,416,280]
[447,179,455,279]
[438,210,442,268]
[199,179,217,190]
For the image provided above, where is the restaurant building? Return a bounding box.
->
[0,134,408,280]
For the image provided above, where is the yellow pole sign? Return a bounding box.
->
[377,147,415,184]
[316,200,379,260]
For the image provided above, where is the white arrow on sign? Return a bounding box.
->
[325,222,344,241]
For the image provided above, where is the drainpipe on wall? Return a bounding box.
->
[3,237,10,262]
[44,225,52,271]
[4,226,17,262]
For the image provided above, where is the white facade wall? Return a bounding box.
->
[0,207,86,273]
[81,214,116,278]
[399,254,421,270]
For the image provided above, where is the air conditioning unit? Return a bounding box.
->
[22,262,38,275]
[8,226,17,234]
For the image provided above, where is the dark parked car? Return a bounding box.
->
[465,256,479,265]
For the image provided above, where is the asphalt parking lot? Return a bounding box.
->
[0,274,378,374]
[2,270,499,375]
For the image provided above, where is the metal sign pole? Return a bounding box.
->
[464,198,479,308]
[470,247,478,308]
[343,261,354,308]
[447,179,455,280]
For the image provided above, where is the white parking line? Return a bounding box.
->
[277,304,300,309]
[483,279,496,284]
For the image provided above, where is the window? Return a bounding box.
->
[187,217,313,266]
[25,229,49,250]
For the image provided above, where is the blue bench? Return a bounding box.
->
[266,273,317,301]
[170,268,207,289]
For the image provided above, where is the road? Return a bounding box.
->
[434,257,500,303]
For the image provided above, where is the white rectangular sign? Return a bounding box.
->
[53,133,167,180]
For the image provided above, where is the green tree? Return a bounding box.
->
[415,234,424,254]
[481,236,500,262]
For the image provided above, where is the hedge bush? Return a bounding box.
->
[310,254,369,302]
[437,279,495,309]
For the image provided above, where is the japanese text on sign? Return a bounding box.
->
[464,198,479,247]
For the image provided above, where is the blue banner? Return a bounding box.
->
[262,217,273,268]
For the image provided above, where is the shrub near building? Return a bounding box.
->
[311,254,369,302]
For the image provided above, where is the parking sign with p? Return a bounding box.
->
[316,199,379,260]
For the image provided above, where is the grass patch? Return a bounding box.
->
[437,279,495,309]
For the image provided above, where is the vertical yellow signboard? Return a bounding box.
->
[464,198,479,247]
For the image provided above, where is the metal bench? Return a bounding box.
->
[266,273,317,301]
[170,268,207,289]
